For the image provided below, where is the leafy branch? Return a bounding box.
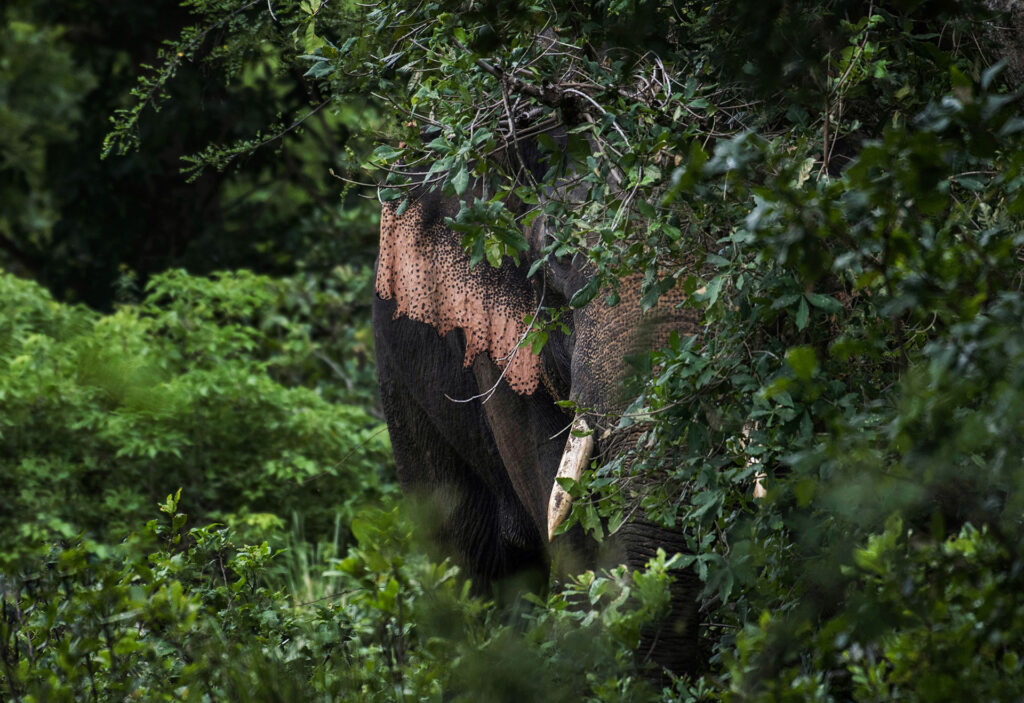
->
[102,0,264,158]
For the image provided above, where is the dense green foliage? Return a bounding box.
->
[5,0,1024,700]
[0,269,388,558]
[2,485,686,700]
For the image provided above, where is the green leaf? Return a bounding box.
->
[641,276,676,311]
[530,330,548,355]
[569,277,600,308]
[527,257,546,277]
[795,296,809,330]
[786,346,817,380]
[701,275,725,308]
[485,240,502,267]
[372,145,404,161]
[303,21,325,53]
[536,133,559,153]
[805,293,842,313]
[451,166,469,196]
[303,60,335,79]
[772,292,802,310]
[981,59,1007,90]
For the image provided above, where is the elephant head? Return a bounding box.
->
[372,147,704,674]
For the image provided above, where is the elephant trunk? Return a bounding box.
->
[614,520,704,674]
[548,419,706,674]
[555,273,704,674]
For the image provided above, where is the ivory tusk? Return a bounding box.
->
[741,422,767,499]
[547,416,594,541]
[752,471,767,499]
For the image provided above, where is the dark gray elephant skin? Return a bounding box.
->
[372,157,703,674]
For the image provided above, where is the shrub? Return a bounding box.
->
[1,490,682,701]
[0,267,393,567]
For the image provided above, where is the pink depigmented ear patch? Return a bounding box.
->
[376,201,542,395]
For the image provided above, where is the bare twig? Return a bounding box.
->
[562,88,631,149]
[300,426,390,485]
[260,98,331,149]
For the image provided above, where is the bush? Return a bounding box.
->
[602,49,1024,703]
[0,267,392,565]
[1,490,684,701]
[0,267,681,701]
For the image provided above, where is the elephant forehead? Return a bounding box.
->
[571,276,700,413]
[376,201,542,395]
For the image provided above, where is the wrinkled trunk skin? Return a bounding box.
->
[592,427,706,676]
[985,1,1024,88]
[613,520,705,674]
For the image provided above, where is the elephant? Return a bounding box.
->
[372,143,704,674]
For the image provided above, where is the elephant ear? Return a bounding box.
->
[376,199,543,395]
